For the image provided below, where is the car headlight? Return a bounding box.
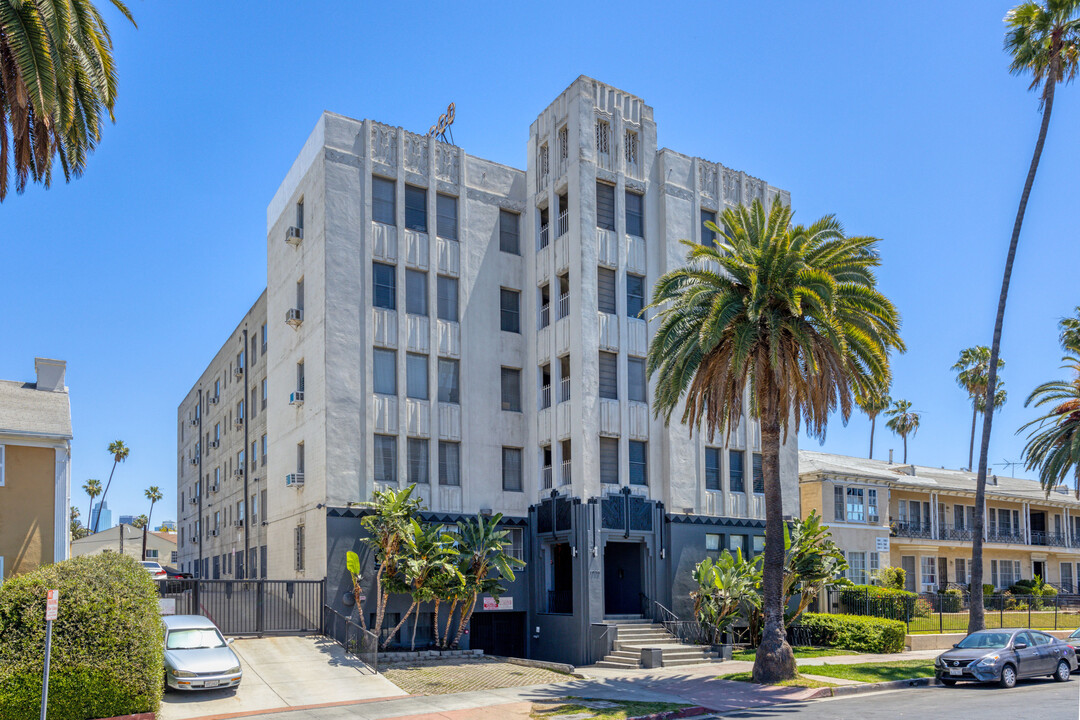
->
[977,655,999,667]
[225,666,241,674]
[172,670,197,678]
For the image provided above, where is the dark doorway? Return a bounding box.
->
[469,611,526,658]
[604,542,643,616]
[1034,560,1046,581]
[1031,511,1047,543]
[548,542,573,613]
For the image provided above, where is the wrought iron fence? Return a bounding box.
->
[323,605,379,672]
[158,578,324,636]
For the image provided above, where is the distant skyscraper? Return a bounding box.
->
[157,520,177,532]
[118,514,135,526]
[90,501,112,532]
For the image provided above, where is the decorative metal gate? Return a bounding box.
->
[158,579,325,636]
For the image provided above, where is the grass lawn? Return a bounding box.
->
[717,671,836,688]
[908,610,1080,634]
[531,698,690,719]
[798,660,936,683]
[732,647,854,662]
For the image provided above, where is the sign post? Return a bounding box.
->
[41,589,58,720]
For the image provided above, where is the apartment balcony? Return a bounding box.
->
[539,223,550,250]
[890,521,933,540]
[986,530,1027,544]
[1032,531,1068,547]
[559,376,571,404]
[938,524,977,542]
[557,209,569,238]
[560,459,572,486]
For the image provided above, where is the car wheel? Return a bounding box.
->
[999,663,1017,689]
[1054,660,1071,682]
[940,678,957,687]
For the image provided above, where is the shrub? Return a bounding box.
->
[913,598,932,618]
[837,585,918,621]
[798,613,906,653]
[938,588,963,613]
[0,553,164,720]
[873,566,906,591]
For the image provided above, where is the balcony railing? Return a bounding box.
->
[1032,530,1068,547]
[559,376,570,403]
[539,223,550,249]
[939,524,976,542]
[561,459,572,486]
[987,530,1026,544]
[542,465,553,489]
[890,521,933,539]
[558,292,570,319]
[539,304,550,329]
[540,384,551,409]
[557,209,569,238]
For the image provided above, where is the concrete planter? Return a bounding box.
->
[711,643,733,660]
[379,648,484,663]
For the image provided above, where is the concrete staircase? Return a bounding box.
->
[596,617,720,669]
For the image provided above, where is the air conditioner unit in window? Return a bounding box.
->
[209,396,219,405]
[234,418,244,429]
[209,440,219,449]
[189,419,199,427]
[234,519,244,528]
[234,468,244,478]
[210,529,219,537]
[285,308,303,327]
[234,366,244,379]
[290,391,304,406]
[286,473,305,488]
[210,482,219,493]
[191,536,199,544]
[285,226,304,246]
[189,497,199,505]
[189,458,198,466]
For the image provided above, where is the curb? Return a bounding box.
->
[824,676,940,698]
[628,706,710,720]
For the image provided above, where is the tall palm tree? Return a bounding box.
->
[885,399,920,463]
[0,0,135,200]
[141,485,162,561]
[1019,354,1080,495]
[970,0,1080,635]
[646,199,903,683]
[953,346,1007,470]
[93,440,129,533]
[1058,306,1080,353]
[131,514,147,529]
[449,512,525,648]
[82,478,101,533]
[855,389,891,459]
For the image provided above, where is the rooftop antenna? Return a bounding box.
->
[428,102,456,145]
[995,458,1022,475]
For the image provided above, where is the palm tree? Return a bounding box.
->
[449,513,525,648]
[953,346,1007,470]
[970,1,1080,635]
[93,440,129,533]
[1019,354,1080,495]
[385,520,460,651]
[0,0,135,200]
[646,199,903,683]
[131,514,147,529]
[885,399,920,463]
[141,485,162,561]
[1058,306,1080,353]
[82,478,102,534]
[359,485,422,644]
[855,389,891,459]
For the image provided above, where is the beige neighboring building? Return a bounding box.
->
[801,450,1080,594]
[71,524,178,566]
[0,358,72,583]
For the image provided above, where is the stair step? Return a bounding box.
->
[662,658,716,667]
[596,659,640,669]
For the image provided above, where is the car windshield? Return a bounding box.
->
[956,632,1011,649]
[141,562,160,569]
[167,628,226,650]
[1070,629,1080,639]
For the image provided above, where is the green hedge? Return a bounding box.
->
[837,585,918,621]
[799,613,906,653]
[0,553,164,719]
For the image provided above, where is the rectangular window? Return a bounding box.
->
[501,368,521,412]
[297,361,305,392]
[403,269,427,317]
[408,438,429,484]
[626,274,645,319]
[846,487,865,522]
[870,551,880,578]
[296,442,305,473]
[596,182,616,230]
[956,558,968,586]
[436,275,458,322]
[625,191,644,238]
[628,357,647,404]
[705,534,720,552]
[629,441,647,486]
[374,435,397,484]
[834,485,846,521]
[730,451,745,493]
[438,358,459,404]
[261,434,267,465]
[373,349,396,395]
[597,267,617,314]
[405,185,426,232]
[436,194,457,240]
[705,448,721,491]
[598,352,618,400]
[921,556,937,591]
[406,353,428,400]
[261,323,267,353]
[438,441,460,486]
[372,176,395,225]
[500,289,520,332]
[1062,562,1074,593]
[868,489,879,523]
[296,277,304,311]
[849,551,868,585]
[599,438,619,484]
[701,209,717,247]
[502,448,523,491]
[499,210,520,254]
[506,528,525,561]
[373,262,396,310]
[539,363,551,410]
[752,453,764,494]
[295,525,305,572]
[729,535,746,555]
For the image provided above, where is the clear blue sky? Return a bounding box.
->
[4,1,1078,525]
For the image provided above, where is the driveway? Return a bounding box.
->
[159,635,407,720]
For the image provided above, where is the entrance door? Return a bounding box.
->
[901,556,916,593]
[469,612,526,658]
[548,543,573,613]
[938,557,948,588]
[603,542,643,616]
[1034,560,1046,581]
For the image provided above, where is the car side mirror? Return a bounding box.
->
[952,644,960,648]
[1014,642,1027,650]
[227,637,235,644]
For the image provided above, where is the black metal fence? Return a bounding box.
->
[157,579,324,636]
[323,605,379,672]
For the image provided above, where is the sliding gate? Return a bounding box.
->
[158,579,325,636]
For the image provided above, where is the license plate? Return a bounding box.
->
[949,668,962,676]
[204,680,219,687]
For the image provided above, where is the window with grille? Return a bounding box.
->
[846,487,865,522]
[596,182,616,230]
[705,448,721,490]
[374,435,396,484]
[439,441,460,486]
[848,552,867,584]
[406,269,427,316]
[539,143,549,177]
[295,525,305,572]
[501,367,521,411]
[437,275,458,322]
[599,438,618,484]
[405,185,426,232]
[752,453,764,494]
[625,191,643,238]
[624,129,638,166]
[373,349,396,395]
[729,451,745,493]
[502,447,523,491]
[599,352,618,400]
[373,262,396,310]
[436,194,457,240]
[629,441,647,486]
[500,210,520,254]
[868,489,879,522]
[595,118,610,155]
[500,289,520,333]
[373,177,395,225]
[438,358,459,404]
[406,353,428,400]
[558,126,568,161]
[597,267,616,315]
[626,274,645,319]
[628,358,647,403]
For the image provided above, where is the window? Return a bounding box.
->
[625,191,644,238]
[868,489,879,523]
[437,276,458,322]
[730,451,745,493]
[539,364,552,409]
[500,289,520,332]
[599,438,619,484]
[374,435,397,485]
[250,387,257,418]
[538,284,550,329]
[596,182,616,230]
[753,535,765,554]
[502,448,523,491]
[373,262,396,310]
[705,534,721,552]
[626,274,645,319]
[372,177,395,225]
[624,128,639,168]
[404,269,428,316]
[834,485,845,521]
[595,117,610,156]
[560,440,572,485]
[438,441,460,486]
[408,439,429,484]
[261,323,267,353]
[705,448,721,491]
[261,434,267,465]
[499,210,520,254]
[991,559,998,589]
[848,552,868,584]
[920,556,937,591]
[501,368,521,411]
[559,356,570,402]
[598,352,618,400]
[1062,562,1074,593]
[541,445,553,488]
[251,493,258,523]
[597,267,617,314]
[956,558,968,586]
[296,277,304,311]
[628,358,647,403]
[373,349,396,395]
[406,354,428,400]
[295,198,304,230]
[506,527,525,561]
[436,194,457,240]
[557,274,570,319]
[538,207,550,249]
[145,548,159,560]
[752,453,764,494]
[729,535,746,555]
[701,209,717,247]
[295,525,305,572]
[438,358,459,404]
[846,487,865,522]
[629,441,647,486]
[870,551,880,578]
[296,442,305,473]
[405,185,426,232]
[296,361,305,392]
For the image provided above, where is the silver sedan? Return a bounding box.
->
[163,615,243,691]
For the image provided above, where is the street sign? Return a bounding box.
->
[44,590,58,621]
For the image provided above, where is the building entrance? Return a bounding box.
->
[603,541,643,616]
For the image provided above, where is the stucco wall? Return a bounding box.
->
[0,445,56,578]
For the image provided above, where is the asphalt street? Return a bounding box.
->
[717,678,1080,719]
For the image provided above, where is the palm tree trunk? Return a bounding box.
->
[142,501,155,562]
[441,598,459,648]
[970,78,1056,635]
[86,494,95,535]
[451,592,477,648]
[382,601,416,650]
[411,602,422,651]
[751,420,797,683]
[869,416,876,459]
[373,566,386,645]
[93,460,119,533]
[968,405,978,471]
[432,598,441,647]
[902,435,908,463]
